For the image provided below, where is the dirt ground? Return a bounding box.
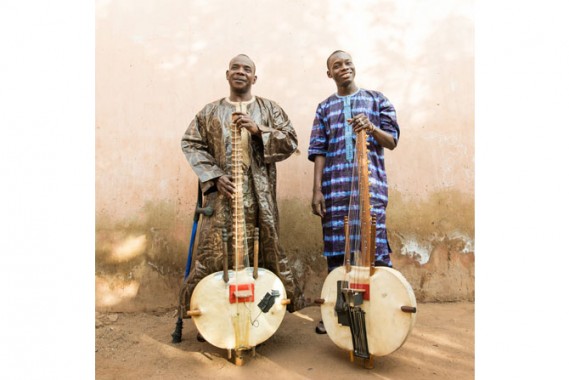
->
[95,302,473,379]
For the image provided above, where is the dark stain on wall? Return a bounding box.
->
[388,189,475,302]
[95,189,474,312]
[277,198,328,304]
[277,191,474,304]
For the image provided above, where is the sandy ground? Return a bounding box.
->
[95,302,473,379]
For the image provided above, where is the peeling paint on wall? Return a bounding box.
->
[396,230,474,265]
[397,234,432,265]
[387,189,475,302]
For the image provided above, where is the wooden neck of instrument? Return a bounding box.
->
[356,130,373,268]
[230,103,247,269]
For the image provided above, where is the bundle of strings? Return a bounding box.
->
[345,130,372,286]
[230,104,253,348]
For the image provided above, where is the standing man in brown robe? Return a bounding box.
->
[177,54,304,341]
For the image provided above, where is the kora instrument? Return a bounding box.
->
[318,127,417,368]
[188,103,289,365]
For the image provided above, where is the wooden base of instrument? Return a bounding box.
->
[320,266,417,357]
[349,351,375,369]
[190,267,287,351]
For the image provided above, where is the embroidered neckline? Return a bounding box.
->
[335,88,360,99]
[224,96,256,106]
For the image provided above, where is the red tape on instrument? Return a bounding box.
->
[229,283,255,303]
[349,283,370,301]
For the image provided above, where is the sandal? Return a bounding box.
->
[315,320,327,334]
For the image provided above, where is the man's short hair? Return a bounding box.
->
[231,54,256,73]
[326,50,348,69]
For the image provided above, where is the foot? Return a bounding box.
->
[197,333,205,342]
[315,320,327,334]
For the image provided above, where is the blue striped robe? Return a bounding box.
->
[308,89,400,266]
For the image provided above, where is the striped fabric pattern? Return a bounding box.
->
[308,89,400,266]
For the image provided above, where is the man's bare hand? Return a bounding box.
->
[311,190,326,218]
[348,113,374,134]
[215,175,235,198]
[233,112,261,136]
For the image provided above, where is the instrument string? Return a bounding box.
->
[360,131,371,284]
[347,130,371,287]
[232,116,242,346]
[347,131,362,286]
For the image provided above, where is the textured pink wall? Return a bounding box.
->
[96,0,474,311]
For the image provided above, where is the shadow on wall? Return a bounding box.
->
[96,201,190,312]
